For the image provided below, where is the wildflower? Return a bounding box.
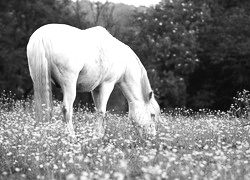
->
[141,155,150,162]
[113,172,125,180]
[119,159,128,169]
[80,171,89,180]
[15,167,21,172]
[62,162,66,169]
[203,144,209,150]
[6,152,12,156]
[37,175,45,179]
[103,173,110,180]
[66,173,77,180]
[35,155,40,161]
[104,143,115,153]
[68,157,74,164]
[53,164,58,170]
[60,169,66,173]
[33,132,41,138]
[21,174,26,178]
[172,148,178,153]
[84,157,90,163]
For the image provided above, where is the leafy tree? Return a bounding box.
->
[0,0,73,98]
[130,0,208,108]
[188,0,250,110]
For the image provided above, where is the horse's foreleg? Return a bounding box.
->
[62,85,76,137]
[91,82,115,138]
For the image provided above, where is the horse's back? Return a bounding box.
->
[27,24,85,66]
[28,23,135,69]
[27,24,141,92]
[83,25,142,76]
[27,24,82,51]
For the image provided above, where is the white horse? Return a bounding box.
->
[27,24,160,138]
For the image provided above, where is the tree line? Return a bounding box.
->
[1,0,250,111]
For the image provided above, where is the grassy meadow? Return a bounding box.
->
[1,92,250,180]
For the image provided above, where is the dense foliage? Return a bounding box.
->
[130,0,207,108]
[188,0,250,110]
[130,0,250,110]
[1,0,250,111]
[0,0,73,98]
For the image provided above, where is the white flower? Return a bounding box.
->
[66,173,77,180]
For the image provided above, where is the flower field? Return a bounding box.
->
[1,95,250,180]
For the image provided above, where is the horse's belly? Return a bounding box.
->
[76,70,102,92]
[76,64,123,92]
[76,81,97,92]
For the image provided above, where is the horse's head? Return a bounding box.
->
[129,91,161,137]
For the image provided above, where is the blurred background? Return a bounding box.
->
[1,0,250,113]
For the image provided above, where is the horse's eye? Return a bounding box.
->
[151,114,155,118]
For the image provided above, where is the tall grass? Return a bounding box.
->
[1,92,250,180]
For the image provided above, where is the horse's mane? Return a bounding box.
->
[141,70,152,102]
[136,57,152,103]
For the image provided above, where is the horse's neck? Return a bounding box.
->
[119,64,152,105]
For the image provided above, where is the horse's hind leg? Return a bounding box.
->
[62,84,76,137]
[91,82,115,138]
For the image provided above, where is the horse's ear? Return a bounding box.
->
[149,91,153,101]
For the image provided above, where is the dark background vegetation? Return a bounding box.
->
[1,0,250,112]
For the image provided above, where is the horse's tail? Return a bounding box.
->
[27,35,52,121]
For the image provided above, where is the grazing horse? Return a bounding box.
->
[27,24,160,138]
